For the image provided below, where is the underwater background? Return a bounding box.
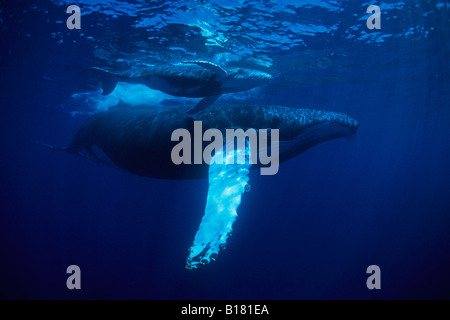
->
[0,0,449,299]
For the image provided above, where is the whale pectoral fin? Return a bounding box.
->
[186,142,252,269]
[186,95,221,114]
[182,61,228,79]
[89,67,119,95]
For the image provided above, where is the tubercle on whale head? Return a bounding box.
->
[198,105,359,138]
[185,104,359,170]
[298,108,359,133]
[261,106,359,163]
[259,106,358,133]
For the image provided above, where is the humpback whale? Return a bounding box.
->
[48,104,358,268]
[91,62,273,113]
[67,104,358,179]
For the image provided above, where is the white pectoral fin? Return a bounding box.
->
[186,143,252,269]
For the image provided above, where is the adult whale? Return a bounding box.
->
[91,61,273,113]
[67,104,358,179]
[51,103,358,269]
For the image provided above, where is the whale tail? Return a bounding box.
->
[89,67,119,95]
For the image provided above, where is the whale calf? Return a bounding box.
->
[91,61,273,113]
[51,104,358,268]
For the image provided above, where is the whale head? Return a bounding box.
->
[221,68,273,92]
[195,105,359,165]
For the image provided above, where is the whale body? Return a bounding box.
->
[91,61,273,113]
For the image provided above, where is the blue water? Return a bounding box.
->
[0,0,449,299]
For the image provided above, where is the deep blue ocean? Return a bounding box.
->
[0,0,449,299]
